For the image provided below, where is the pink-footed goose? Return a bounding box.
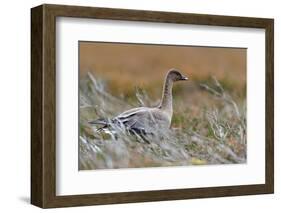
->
[89,69,188,139]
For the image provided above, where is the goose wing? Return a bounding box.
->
[89,107,148,130]
[89,107,171,134]
[114,107,170,133]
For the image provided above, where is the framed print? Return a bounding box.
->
[31,4,274,208]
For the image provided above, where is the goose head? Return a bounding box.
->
[167,69,188,82]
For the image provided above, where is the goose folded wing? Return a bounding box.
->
[114,107,153,131]
[114,107,169,134]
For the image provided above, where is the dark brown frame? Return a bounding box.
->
[31,4,274,208]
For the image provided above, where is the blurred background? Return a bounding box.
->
[79,42,246,106]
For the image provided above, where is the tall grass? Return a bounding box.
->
[79,73,246,170]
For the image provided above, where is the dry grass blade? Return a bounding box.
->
[79,73,247,170]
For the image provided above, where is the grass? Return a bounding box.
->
[79,73,246,170]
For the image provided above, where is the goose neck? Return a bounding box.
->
[160,77,173,113]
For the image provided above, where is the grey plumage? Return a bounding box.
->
[89,69,188,140]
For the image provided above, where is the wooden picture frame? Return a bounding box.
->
[31,4,274,208]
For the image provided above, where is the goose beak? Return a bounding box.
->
[181,75,188,81]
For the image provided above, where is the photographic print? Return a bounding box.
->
[31,5,273,207]
[79,42,247,170]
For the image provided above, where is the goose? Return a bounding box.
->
[89,69,188,140]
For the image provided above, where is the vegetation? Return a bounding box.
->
[79,73,246,170]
